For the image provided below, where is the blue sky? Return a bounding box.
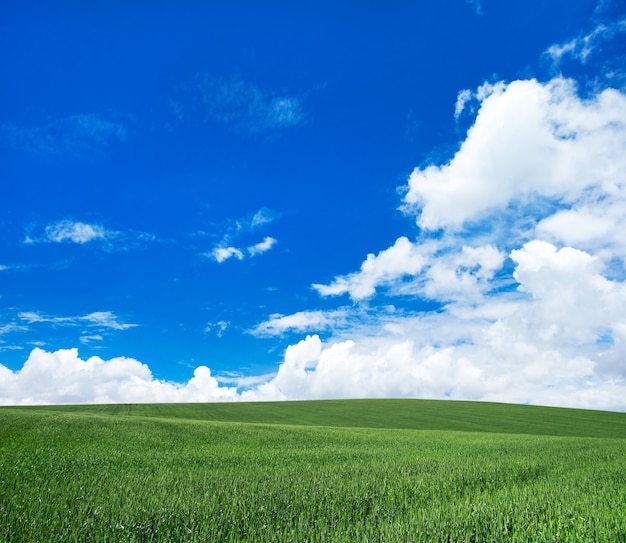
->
[2,0,626,409]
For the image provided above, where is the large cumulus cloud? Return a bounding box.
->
[272,76,626,411]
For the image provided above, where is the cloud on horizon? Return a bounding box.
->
[0,348,237,405]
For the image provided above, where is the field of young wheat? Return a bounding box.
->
[1,400,625,542]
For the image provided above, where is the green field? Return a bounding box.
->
[1,400,625,542]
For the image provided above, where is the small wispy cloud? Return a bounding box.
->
[24,219,156,251]
[174,74,305,136]
[45,221,109,244]
[80,335,104,344]
[204,321,229,337]
[209,237,277,263]
[454,89,473,120]
[544,19,626,66]
[206,208,279,264]
[249,208,277,229]
[0,322,29,336]
[211,246,244,263]
[0,344,24,352]
[0,114,126,156]
[251,310,335,337]
[465,0,483,16]
[19,310,138,331]
[248,236,277,257]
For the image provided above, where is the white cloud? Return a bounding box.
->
[544,20,626,66]
[238,328,625,410]
[18,310,138,331]
[45,220,108,244]
[0,348,238,405]
[296,75,626,411]
[210,238,277,262]
[0,345,23,351]
[510,240,626,345]
[208,209,279,263]
[402,77,626,232]
[24,220,155,251]
[248,236,277,257]
[252,310,336,336]
[211,246,244,263]
[243,260,626,408]
[80,312,139,330]
[419,244,505,302]
[313,237,430,300]
[314,237,505,303]
[536,199,626,261]
[80,335,103,344]
[0,322,29,335]
[204,320,229,337]
[454,89,473,119]
[236,208,278,232]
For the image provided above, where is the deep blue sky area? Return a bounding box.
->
[2,0,626,408]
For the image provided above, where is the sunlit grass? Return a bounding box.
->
[1,400,625,541]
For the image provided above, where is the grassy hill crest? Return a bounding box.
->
[8,398,626,438]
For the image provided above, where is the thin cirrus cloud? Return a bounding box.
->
[249,208,277,229]
[19,310,138,331]
[251,310,335,337]
[24,219,156,251]
[544,19,626,66]
[0,113,126,156]
[173,74,305,135]
[465,0,483,16]
[251,305,403,339]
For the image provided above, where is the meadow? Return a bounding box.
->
[1,399,625,542]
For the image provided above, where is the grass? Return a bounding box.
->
[1,399,625,542]
[26,398,626,437]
